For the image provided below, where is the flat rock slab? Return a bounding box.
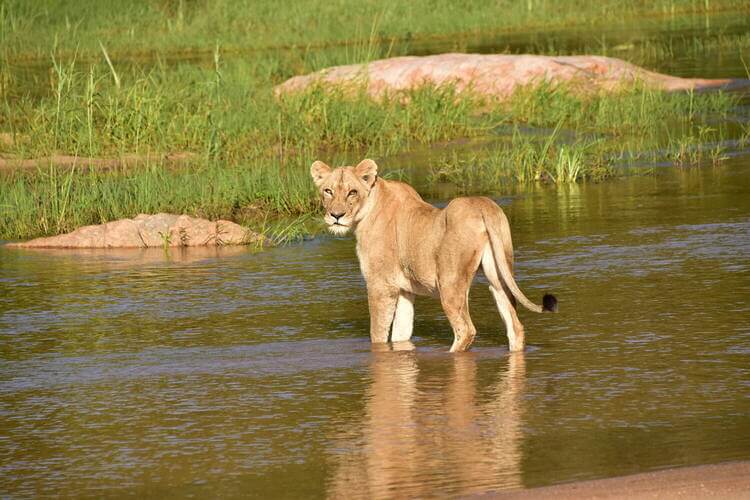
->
[275,53,746,99]
[7,213,264,249]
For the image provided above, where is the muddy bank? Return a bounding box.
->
[275,53,747,99]
[491,461,750,499]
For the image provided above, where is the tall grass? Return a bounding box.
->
[505,81,736,135]
[2,57,487,161]
[0,160,317,240]
[425,133,612,190]
[277,84,483,153]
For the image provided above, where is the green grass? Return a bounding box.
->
[1,73,740,240]
[505,80,737,134]
[2,0,748,57]
[425,131,612,190]
[0,159,317,241]
[1,1,748,242]
[2,56,486,160]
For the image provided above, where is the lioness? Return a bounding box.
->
[311,159,557,352]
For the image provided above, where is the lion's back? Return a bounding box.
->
[442,196,503,229]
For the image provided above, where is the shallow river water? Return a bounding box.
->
[4,9,750,496]
[2,154,749,497]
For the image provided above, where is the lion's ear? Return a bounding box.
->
[355,159,378,188]
[311,161,332,187]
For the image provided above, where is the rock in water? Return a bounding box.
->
[274,53,745,99]
[7,213,264,248]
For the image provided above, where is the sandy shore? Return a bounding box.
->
[489,461,750,499]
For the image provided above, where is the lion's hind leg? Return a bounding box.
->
[440,279,477,353]
[489,286,525,352]
[482,244,525,352]
[438,245,483,353]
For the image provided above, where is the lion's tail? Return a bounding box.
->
[482,207,557,313]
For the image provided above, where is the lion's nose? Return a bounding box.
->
[330,212,345,221]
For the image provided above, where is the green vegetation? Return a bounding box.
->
[3,57,483,161]
[1,1,748,242]
[424,85,739,192]
[2,0,748,57]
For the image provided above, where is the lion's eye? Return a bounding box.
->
[324,188,333,196]
[348,190,358,197]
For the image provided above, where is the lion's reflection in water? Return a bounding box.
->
[328,343,526,498]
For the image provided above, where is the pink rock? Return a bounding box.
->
[7,213,264,249]
[274,53,745,99]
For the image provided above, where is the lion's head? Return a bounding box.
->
[310,159,378,236]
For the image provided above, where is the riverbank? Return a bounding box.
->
[493,461,750,499]
[1,3,750,243]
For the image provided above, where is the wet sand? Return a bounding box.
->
[491,462,750,499]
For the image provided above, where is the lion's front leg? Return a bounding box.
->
[391,292,415,342]
[367,285,399,344]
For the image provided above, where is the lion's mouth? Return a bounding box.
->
[328,222,351,235]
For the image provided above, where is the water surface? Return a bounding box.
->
[2,156,749,497]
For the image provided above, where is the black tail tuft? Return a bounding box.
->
[542,294,558,312]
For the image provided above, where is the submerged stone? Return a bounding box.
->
[275,53,746,99]
[7,213,264,249]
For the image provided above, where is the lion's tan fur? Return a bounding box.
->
[311,159,552,352]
